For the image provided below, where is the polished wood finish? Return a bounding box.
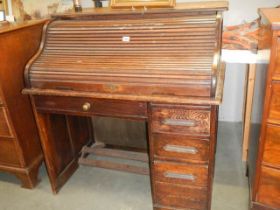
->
[267,83,280,124]
[262,125,280,167]
[0,20,45,188]
[258,166,280,208]
[249,8,280,210]
[0,107,13,137]
[23,3,226,209]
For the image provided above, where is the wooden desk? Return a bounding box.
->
[23,2,227,210]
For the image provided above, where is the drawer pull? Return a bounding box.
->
[164,172,196,181]
[82,102,91,111]
[163,119,196,127]
[163,145,198,154]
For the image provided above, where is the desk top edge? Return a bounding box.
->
[259,8,280,30]
[52,1,228,19]
[0,19,47,34]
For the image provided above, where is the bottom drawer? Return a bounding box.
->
[154,181,208,210]
[257,166,280,209]
[0,138,21,166]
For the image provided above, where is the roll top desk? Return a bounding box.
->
[23,2,228,210]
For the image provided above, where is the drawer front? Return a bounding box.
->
[257,166,280,209]
[34,95,147,119]
[263,125,280,167]
[267,83,280,124]
[0,138,21,166]
[0,107,13,138]
[151,105,211,136]
[152,133,209,163]
[153,160,208,187]
[154,181,207,210]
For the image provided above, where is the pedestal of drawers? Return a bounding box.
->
[149,104,218,210]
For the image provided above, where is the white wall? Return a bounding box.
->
[220,0,279,122]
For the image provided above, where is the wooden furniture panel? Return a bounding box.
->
[267,83,280,124]
[153,160,208,187]
[0,107,13,138]
[154,181,208,210]
[0,20,45,188]
[263,124,280,167]
[257,166,280,208]
[249,8,280,210]
[151,105,211,136]
[0,138,21,166]
[35,112,93,192]
[272,37,280,78]
[0,89,4,105]
[34,95,147,119]
[151,133,209,163]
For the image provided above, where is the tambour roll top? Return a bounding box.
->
[25,2,227,100]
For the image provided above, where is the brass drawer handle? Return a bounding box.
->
[162,119,196,127]
[163,144,198,154]
[164,171,196,181]
[82,102,91,111]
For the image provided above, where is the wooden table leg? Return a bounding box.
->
[242,63,257,161]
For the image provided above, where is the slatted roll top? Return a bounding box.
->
[26,6,224,99]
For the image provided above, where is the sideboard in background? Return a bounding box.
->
[249,8,280,210]
[0,20,45,188]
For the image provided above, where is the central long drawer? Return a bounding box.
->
[33,95,148,119]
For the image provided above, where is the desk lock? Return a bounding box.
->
[82,102,91,111]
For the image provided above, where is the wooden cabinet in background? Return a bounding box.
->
[249,8,280,210]
[0,21,45,188]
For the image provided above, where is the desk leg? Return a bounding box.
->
[31,98,94,193]
[242,64,257,161]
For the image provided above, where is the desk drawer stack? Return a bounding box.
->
[150,104,217,210]
[249,8,280,210]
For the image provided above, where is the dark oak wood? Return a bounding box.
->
[23,3,226,209]
[33,95,147,120]
[154,181,208,210]
[153,160,208,187]
[150,104,211,136]
[0,20,45,188]
[249,8,280,210]
[151,133,209,163]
